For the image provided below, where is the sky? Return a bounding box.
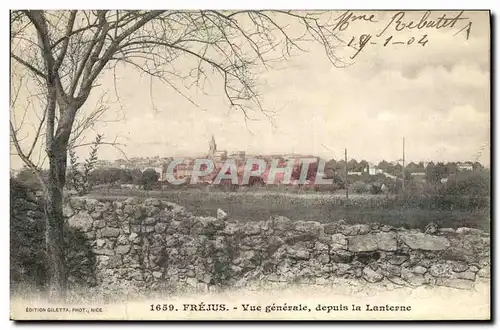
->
[10,10,490,169]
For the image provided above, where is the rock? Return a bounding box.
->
[315,278,330,286]
[318,253,330,264]
[323,223,340,235]
[116,245,131,255]
[354,251,381,264]
[217,208,228,220]
[154,222,167,233]
[108,256,122,268]
[222,222,240,235]
[442,246,476,263]
[362,266,384,283]
[330,250,354,263]
[164,202,186,214]
[479,258,490,268]
[96,254,110,261]
[330,234,348,250]
[387,276,407,286]
[144,217,157,225]
[128,269,143,281]
[197,283,209,292]
[469,265,479,272]
[63,205,74,218]
[455,271,476,281]
[113,201,123,209]
[152,271,163,279]
[267,216,293,233]
[186,278,198,288]
[116,234,128,245]
[412,266,427,275]
[387,254,409,265]
[128,233,138,241]
[200,273,212,284]
[93,248,114,256]
[90,211,103,220]
[424,273,436,285]
[450,261,468,272]
[133,208,144,221]
[401,268,426,286]
[124,197,141,205]
[238,250,258,263]
[68,211,94,232]
[379,263,401,277]
[380,225,393,232]
[334,263,351,276]
[101,227,121,238]
[287,244,310,260]
[424,222,439,234]
[93,220,106,229]
[436,278,474,290]
[69,197,85,210]
[315,242,329,253]
[85,199,99,212]
[295,221,322,236]
[96,239,106,248]
[348,232,397,252]
[240,222,261,236]
[124,204,134,215]
[230,265,243,275]
[439,228,455,234]
[144,198,161,207]
[456,227,483,235]
[399,232,450,251]
[429,263,453,277]
[340,224,371,236]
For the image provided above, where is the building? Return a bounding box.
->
[367,162,383,176]
[457,162,473,171]
[207,135,228,163]
[230,151,246,163]
[411,172,426,177]
[213,151,228,163]
[348,171,363,176]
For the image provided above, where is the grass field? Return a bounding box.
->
[86,188,490,232]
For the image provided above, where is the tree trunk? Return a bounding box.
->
[44,145,68,301]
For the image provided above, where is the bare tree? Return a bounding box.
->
[10,9,348,299]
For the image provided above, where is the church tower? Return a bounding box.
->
[208,134,217,158]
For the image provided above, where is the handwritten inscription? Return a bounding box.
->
[376,11,472,37]
[347,34,429,59]
[332,10,474,59]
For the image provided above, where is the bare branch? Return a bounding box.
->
[11,54,46,77]
[54,10,77,71]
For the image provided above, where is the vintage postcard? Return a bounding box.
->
[9,9,491,321]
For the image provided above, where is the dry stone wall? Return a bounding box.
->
[10,181,97,288]
[63,197,491,293]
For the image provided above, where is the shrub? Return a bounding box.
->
[351,181,368,194]
[67,134,102,195]
[140,169,161,190]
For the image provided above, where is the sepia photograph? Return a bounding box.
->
[8,7,491,321]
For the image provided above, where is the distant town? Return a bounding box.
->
[10,135,487,190]
[82,136,485,183]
